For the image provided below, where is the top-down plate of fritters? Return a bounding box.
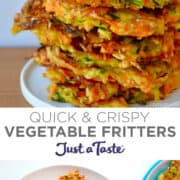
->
[12,0,180,107]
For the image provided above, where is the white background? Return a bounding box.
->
[0,108,179,179]
[0,0,38,47]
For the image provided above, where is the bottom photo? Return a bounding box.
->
[0,160,179,180]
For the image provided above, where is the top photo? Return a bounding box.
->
[0,0,180,107]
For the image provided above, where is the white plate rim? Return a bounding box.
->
[20,59,55,107]
[21,164,108,180]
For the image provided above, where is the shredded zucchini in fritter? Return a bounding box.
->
[44,1,165,38]
[49,0,171,9]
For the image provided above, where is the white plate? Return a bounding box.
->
[21,165,107,180]
[20,59,73,107]
[20,59,180,107]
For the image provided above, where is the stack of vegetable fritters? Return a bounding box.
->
[12,0,180,107]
